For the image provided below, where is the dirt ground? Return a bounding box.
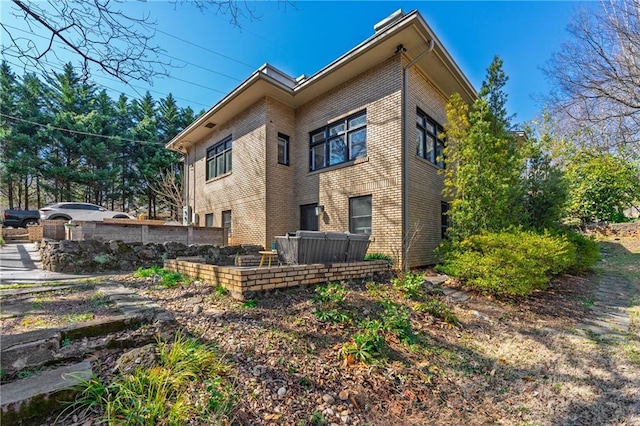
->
[13,236,639,425]
[89,236,636,426]
[0,286,121,335]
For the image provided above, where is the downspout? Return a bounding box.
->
[183,148,189,225]
[401,39,434,271]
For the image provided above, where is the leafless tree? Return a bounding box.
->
[544,0,640,156]
[1,0,290,84]
[146,169,183,221]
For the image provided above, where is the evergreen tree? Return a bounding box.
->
[443,56,526,239]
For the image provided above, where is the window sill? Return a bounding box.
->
[308,156,369,176]
[205,171,232,183]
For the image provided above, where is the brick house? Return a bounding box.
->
[166,10,475,268]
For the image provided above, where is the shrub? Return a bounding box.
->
[437,229,576,297]
[552,228,600,273]
[364,252,394,266]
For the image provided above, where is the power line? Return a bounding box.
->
[154,28,257,70]
[3,24,242,85]
[1,113,166,147]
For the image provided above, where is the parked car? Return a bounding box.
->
[2,209,40,228]
[39,203,134,222]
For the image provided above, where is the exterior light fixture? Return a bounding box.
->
[315,205,324,216]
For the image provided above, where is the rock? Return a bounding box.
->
[323,394,335,405]
[277,387,287,397]
[115,343,159,374]
[192,305,203,315]
[338,390,349,401]
[324,408,335,416]
[341,415,351,424]
[252,365,266,376]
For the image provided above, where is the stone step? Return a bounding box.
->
[0,361,93,425]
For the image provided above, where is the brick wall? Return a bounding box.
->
[294,56,404,264]
[190,99,268,246]
[67,221,225,245]
[406,65,451,267]
[265,98,297,244]
[164,259,389,299]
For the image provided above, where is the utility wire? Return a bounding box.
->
[154,28,257,70]
[1,113,167,147]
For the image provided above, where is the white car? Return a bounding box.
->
[39,203,134,222]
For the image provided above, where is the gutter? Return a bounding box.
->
[401,38,435,271]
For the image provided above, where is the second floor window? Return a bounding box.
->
[206,136,232,179]
[310,111,367,171]
[416,109,445,168]
[278,133,289,165]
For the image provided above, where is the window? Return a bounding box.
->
[222,210,231,244]
[206,136,232,179]
[441,202,450,239]
[205,213,213,227]
[416,109,445,168]
[349,195,372,234]
[277,133,289,165]
[310,111,367,171]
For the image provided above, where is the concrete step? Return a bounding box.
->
[0,361,93,425]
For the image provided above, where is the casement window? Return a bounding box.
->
[277,133,290,165]
[310,111,367,171]
[441,201,450,239]
[349,195,372,235]
[206,136,232,179]
[205,213,213,227]
[416,109,445,168]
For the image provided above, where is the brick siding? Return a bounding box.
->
[164,259,390,299]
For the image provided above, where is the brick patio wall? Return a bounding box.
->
[164,259,390,299]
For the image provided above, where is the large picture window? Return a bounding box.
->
[416,109,445,168]
[206,136,232,179]
[310,111,367,171]
[349,195,372,235]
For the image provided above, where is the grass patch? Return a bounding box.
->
[66,332,234,424]
[133,266,192,287]
[63,313,94,323]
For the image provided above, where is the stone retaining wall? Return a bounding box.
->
[164,259,390,299]
[39,240,261,273]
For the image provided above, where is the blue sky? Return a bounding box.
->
[2,1,592,126]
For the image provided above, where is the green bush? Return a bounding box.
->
[437,230,576,297]
[552,228,600,273]
[364,252,394,266]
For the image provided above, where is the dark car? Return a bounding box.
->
[2,210,40,228]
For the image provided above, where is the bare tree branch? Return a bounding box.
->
[1,0,295,84]
[543,0,640,155]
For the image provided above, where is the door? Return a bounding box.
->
[300,203,318,231]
